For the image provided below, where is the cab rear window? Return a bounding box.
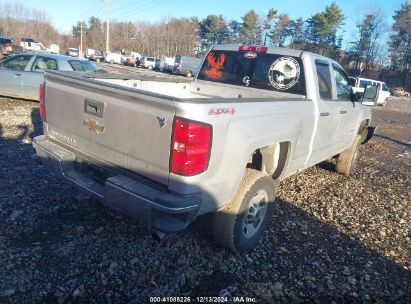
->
[197,50,306,95]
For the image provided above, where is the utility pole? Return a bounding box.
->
[80,20,83,57]
[106,18,110,52]
[104,0,114,52]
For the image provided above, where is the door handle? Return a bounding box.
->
[14,73,22,77]
[320,112,330,117]
[340,110,348,114]
[84,99,104,118]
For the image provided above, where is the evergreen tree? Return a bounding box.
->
[269,14,292,47]
[289,17,305,46]
[389,1,411,71]
[306,2,345,57]
[199,14,228,45]
[350,11,386,72]
[240,10,261,44]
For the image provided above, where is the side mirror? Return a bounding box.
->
[350,87,362,102]
[361,85,378,106]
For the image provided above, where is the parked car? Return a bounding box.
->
[159,56,175,72]
[16,38,47,52]
[85,48,95,59]
[0,53,103,100]
[124,57,141,67]
[90,50,104,62]
[140,56,156,69]
[123,52,141,67]
[33,44,376,252]
[66,48,78,57]
[348,76,391,106]
[174,55,202,77]
[48,44,60,54]
[0,37,13,60]
[105,52,123,64]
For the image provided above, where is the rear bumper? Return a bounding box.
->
[33,135,200,233]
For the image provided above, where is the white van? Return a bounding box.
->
[104,52,123,64]
[159,56,175,72]
[348,77,391,106]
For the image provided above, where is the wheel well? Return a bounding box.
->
[247,142,290,179]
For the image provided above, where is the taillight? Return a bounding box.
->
[239,45,268,53]
[170,118,212,176]
[39,82,46,122]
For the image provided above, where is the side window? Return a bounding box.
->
[68,60,84,71]
[315,62,332,100]
[382,83,388,91]
[359,79,372,88]
[333,67,351,100]
[31,56,58,72]
[0,55,33,71]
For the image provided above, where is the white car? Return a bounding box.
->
[349,77,391,106]
[140,56,156,69]
[66,48,78,57]
[104,52,123,64]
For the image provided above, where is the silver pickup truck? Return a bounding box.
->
[33,44,377,252]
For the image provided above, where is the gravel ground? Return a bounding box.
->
[0,93,410,303]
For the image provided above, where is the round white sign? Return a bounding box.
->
[268,57,300,90]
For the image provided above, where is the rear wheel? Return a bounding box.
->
[186,71,192,78]
[96,58,100,62]
[335,134,361,175]
[213,169,277,253]
[110,60,114,64]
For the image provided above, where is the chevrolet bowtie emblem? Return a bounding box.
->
[83,119,105,134]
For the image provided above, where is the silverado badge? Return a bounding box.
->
[83,119,105,134]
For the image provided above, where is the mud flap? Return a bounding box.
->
[362,126,376,144]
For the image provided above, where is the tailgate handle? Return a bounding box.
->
[84,99,104,118]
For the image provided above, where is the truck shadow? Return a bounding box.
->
[190,197,410,302]
[374,134,411,148]
[0,106,409,303]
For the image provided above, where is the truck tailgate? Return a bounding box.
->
[43,73,175,186]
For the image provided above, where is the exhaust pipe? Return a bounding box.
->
[151,229,165,242]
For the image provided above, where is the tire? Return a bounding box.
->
[96,58,100,62]
[110,60,114,64]
[186,71,192,78]
[335,134,361,176]
[148,65,153,70]
[212,169,277,253]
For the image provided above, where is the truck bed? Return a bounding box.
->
[55,71,306,100]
